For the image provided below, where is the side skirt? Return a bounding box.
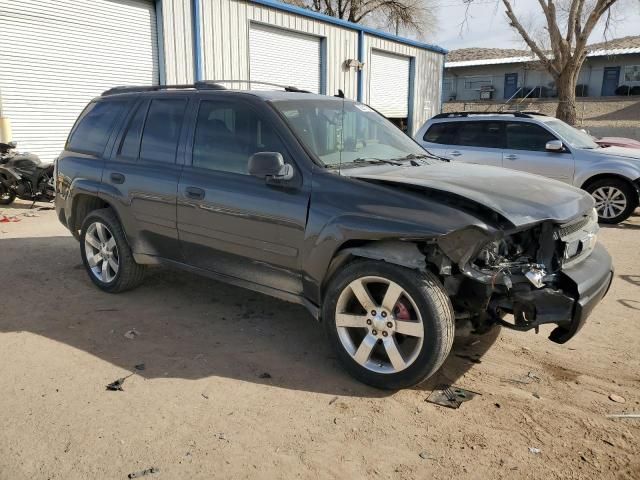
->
[134,253,321,320]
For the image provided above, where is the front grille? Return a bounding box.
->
[556,215,590,239]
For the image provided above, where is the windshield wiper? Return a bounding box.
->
[351,157,404,166]
[392,152,449,164]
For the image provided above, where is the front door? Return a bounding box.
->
[177,97,310,295]
[504,73,519,99]
[503,121,574,183]
[601,67,620,96]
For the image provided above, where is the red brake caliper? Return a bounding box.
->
[394,300,411,321]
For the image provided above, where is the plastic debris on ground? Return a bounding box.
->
[128,467,160,478]
[106,373,134,392]
[529,447,541,454]
[124,329,140,339]
[426,385,480,409]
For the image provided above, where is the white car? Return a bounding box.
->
[415,111,640,224]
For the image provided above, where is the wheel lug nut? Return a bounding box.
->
[371,310,376,316]
[386,322,393,328]
[372,329,377,335]
[366,319,372,325]
[381,311,387,318]
[382,331,388,337]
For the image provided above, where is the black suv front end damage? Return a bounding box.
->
[432,209,613,343]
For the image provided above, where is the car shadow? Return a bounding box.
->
[600,222,640,231]
[0,236,499,397]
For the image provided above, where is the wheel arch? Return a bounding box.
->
[581,172,639,195]
[70,193,120,240]
[320,239,431,307]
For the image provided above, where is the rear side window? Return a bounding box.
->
[67,100,127,155]
[456,121,504,148]
[118,101,149,159]
[140,99,188,163]
[423,122,458,144]
[506,122,557,151]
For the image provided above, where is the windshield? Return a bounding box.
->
[271,98,426,167]
[545,119,599,149]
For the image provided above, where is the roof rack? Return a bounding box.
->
[431,111,548,119]
[101,80,311,96]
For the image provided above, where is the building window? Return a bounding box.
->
[443,78,454,92]
[463,76,493,90]
[624,65,640,82]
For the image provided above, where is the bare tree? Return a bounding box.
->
[488,0,623,124]
[286,0,436,37]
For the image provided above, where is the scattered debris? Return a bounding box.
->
[602,439,615,447]
[426,385,480,409]
[201,393,209,400]
[418,451,431,460]
[328,396,338,405]
[106,373,134,391]
[134,363,145,371]
[528,447,541,454]
[0,215,20,223]
[22,211,39,217]
[494,403,501,408]
[532,392,541,399]
[258,372,272,379]
[124,329,140,340]
[506,371,540,385]
[128,467,159,478]
[606,413,640,419]
[455,354,482,364]
[608,393,626,404]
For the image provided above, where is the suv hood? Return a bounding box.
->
[585,145,640,161]
[345,162,593,228]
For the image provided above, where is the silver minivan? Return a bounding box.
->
[415,112,640,224]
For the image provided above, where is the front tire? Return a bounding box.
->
[79,208,145,293]
[0,178,16,205]
[323,260,454,390]
[585,178,638,224]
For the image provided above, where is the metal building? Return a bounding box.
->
[0,0,446,162]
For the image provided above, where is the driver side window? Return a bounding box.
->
[505,122,558,152]
[192,100,287,174]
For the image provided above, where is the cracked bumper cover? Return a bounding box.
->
[494,243,613,344]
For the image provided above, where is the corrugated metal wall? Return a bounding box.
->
[363,35,443,135]
[161,0,195,83]
[159,0,444,134]
[198,0,359,99]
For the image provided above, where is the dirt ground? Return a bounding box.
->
[1,200,639,480]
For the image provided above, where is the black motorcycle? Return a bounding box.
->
[0,142,55,205]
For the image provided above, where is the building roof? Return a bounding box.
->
[249,0,448,55]
[445,35,640,68]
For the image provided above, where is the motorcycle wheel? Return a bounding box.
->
[0,182,16,205]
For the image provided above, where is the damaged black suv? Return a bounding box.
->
[55,83,613,389]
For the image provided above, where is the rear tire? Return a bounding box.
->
[585,178,638,224]
[322,260,454,390]
[79,208,145,293]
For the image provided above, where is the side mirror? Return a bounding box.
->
[248,152,294,181]
[545,140,564,152]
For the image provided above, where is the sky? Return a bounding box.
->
[429,0,640,51]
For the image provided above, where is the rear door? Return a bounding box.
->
[503,121,574,182]
[445,121,504,167]
[176,95,310,295]
[419,121,458,157]
[103,95,189,260]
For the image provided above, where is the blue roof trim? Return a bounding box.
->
[248,0,448,55]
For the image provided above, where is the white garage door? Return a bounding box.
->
[369,50,410,118]
[0,0,159,163]
[249,24,323,94]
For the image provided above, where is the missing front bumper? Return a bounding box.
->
[490,243,613,344]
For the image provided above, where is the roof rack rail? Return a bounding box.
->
[101,80,312,97]
[207,79,311,93]
[101,81,227,96]
[431,111,548,119]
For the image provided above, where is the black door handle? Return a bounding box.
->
[110,172,125,184]
[185,186,205,200]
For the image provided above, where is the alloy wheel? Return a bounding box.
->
[84,221,119,283]
[592,186,627,220]
[335,276,425,374]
